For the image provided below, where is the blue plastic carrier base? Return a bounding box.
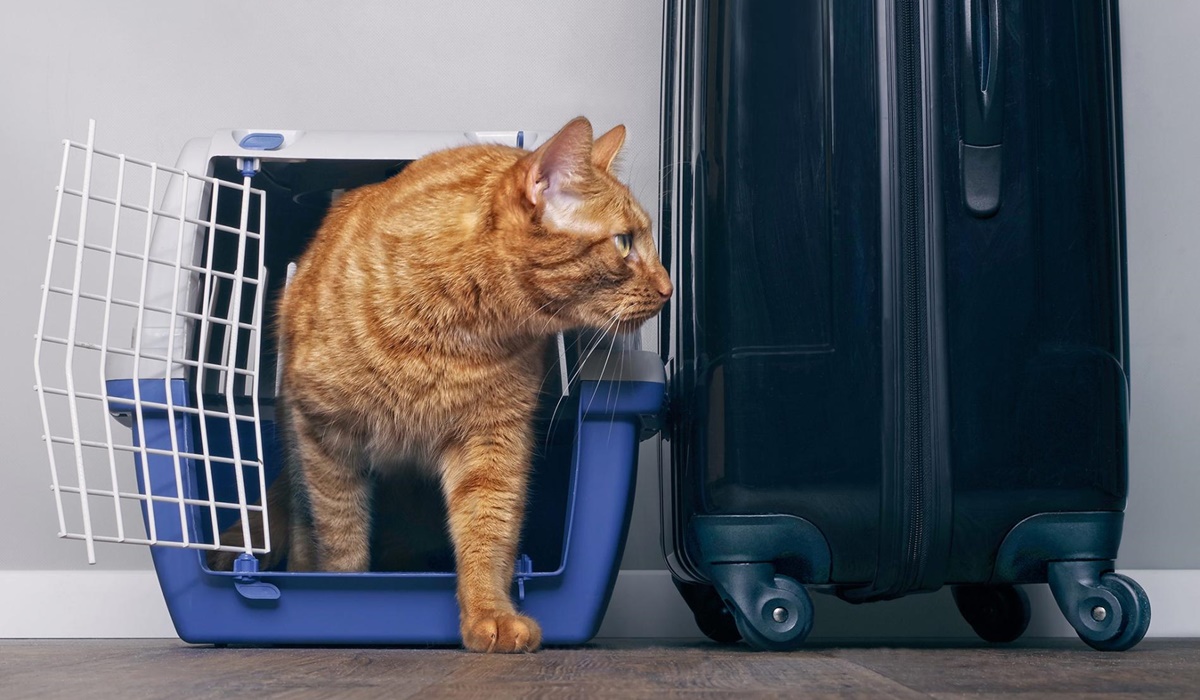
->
[106,376,661,645]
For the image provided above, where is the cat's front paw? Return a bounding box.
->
[461,610,542,653]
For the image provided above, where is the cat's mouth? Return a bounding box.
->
[614,318,646,334]
[615,307,666,332]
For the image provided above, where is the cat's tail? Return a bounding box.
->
[205,468,292,571]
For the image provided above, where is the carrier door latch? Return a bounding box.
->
[232,553,281,601]
[514,554,533,602]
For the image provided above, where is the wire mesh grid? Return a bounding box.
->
[33,121,271,564]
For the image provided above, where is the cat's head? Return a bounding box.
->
[501,117,672,334]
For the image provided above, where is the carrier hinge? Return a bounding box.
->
[232,553,281,601]
[235,157,261,178]
[514,554,533,602]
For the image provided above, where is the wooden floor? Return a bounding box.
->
[2,639,1198,699]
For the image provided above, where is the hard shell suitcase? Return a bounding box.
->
[658,0,1149,650]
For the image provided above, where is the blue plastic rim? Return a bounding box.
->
[105,377,661,645]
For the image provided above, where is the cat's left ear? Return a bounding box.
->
[592,125,626,173]
[524,117,595,208]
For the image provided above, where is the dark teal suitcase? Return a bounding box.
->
[658,0,1148,650]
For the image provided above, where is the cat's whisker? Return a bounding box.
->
[582,305,628,420]
[517,299,558,332]
[538,308,565,336]
[533,331,587,405]
[656,156,689,179]
[624,148,647,201]
[604,329,633,446]
[544,331,604,446]
[558,321,619,408]
[543,327,612,452]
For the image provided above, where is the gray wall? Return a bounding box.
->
[1119,0,1200,568]
[1,0,1196,583]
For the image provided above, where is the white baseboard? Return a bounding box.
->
[1,569,1193,640]
[1,570,177,638]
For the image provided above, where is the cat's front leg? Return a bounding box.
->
[441,427,542,653]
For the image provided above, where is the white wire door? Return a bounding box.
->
[33,121,272,564]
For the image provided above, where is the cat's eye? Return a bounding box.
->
[613,233,633,258]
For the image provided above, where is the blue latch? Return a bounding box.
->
[238,132,286,151]
[515,554,533,602]
[232,553,281,601]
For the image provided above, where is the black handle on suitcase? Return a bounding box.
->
[959,0,1005,217]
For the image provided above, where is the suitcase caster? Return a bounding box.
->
[673,578,742,644]
[707,563,813,651]
[1048,561,1151,651]
[952,584,1031,643]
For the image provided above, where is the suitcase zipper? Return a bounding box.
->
[835,0,937,605]
[898,0,930,593]
[853,0,934,601]
[897,0,931,597]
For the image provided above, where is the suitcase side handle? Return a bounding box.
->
[959,0,1005,217]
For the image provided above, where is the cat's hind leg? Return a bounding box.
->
[206,468,292,571]
[289,412,372,572]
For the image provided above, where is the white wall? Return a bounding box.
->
[1,0,1198,639]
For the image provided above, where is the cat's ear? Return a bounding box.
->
[592,125,626,173]
[524,116,595,208]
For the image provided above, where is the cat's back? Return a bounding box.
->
[285,141,522,290]
[337,142,523,223]
[276,141,529,389]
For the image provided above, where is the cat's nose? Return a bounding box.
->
[654,274,673,300]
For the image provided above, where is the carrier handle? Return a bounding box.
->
[958,0,1004,217]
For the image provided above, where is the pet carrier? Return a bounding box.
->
[33,121,665,644]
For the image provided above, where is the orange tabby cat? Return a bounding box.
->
[210,117,671,653]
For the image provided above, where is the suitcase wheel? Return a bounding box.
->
[1048,561,1152,652]
[700,564,811,653]
[728,574,813,652]
[1073,573,1151,652]
[703,562,814,651]
[952,584,1031,644]
[673,578,742,644]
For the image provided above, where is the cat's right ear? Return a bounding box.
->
[592,125,626,172]
[524,117,595,208]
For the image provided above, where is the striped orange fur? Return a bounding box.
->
[210,117,671,653]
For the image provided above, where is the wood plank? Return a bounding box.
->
[827,639,1200,697]
[3,639,1198,699]
[426,643,926,699]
